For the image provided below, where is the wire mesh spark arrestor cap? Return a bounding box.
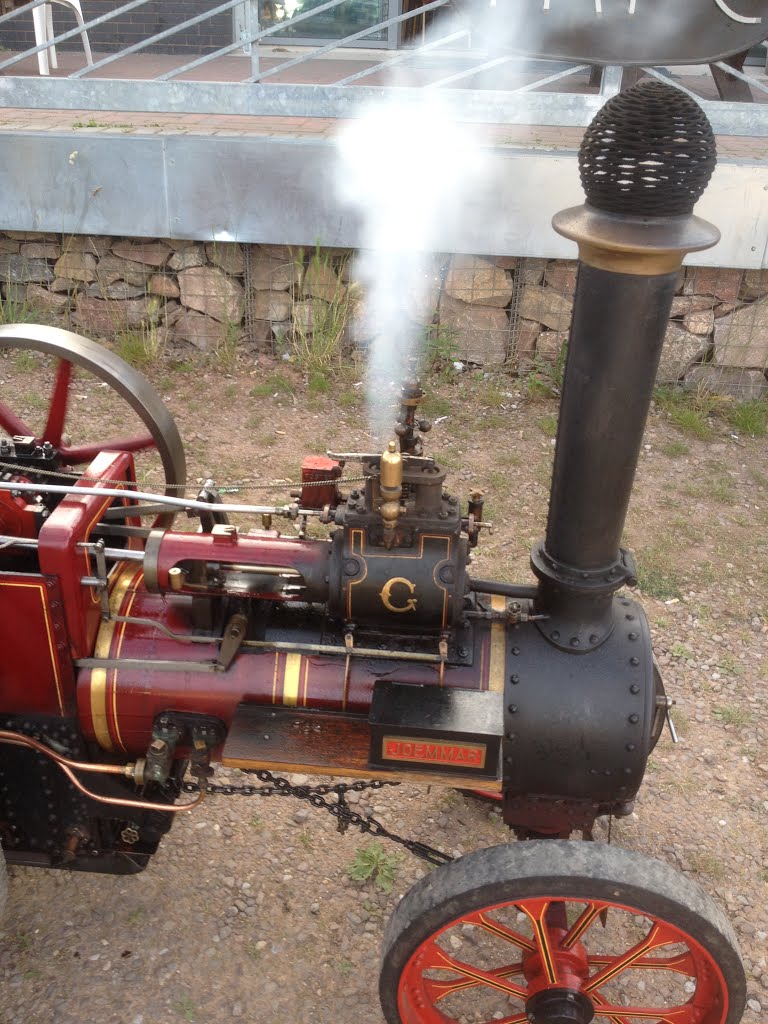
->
[579,80,717,218]
[553,80,720,272]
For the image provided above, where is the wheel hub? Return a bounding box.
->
[526,988,595,1024]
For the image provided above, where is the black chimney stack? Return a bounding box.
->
[532,81,720,649]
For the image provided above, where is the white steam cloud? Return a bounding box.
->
[336,98,489,442]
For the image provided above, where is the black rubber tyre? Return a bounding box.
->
[380,840,746,1024]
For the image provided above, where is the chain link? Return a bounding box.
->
[183,770,454,867]
[0,458,367,495]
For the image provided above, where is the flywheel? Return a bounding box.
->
[0,324,186,526]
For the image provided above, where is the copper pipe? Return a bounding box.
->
[0,730,126,774]
[0,730,204,814]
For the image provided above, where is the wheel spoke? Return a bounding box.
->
[0,399,33,441]
[61,433,157,466]
[420,945,528,1000]
[517,898,559,985]
[592,990,636,1024]
[586,921,682,992]
[561,901,610,949]
[424,961,524,1002]
[470,911,536,952]
[589,951,697,976]
[43,358,72,447]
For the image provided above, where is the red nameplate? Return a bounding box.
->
[382,736,487,770]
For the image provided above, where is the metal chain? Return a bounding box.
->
[182,770,453,867]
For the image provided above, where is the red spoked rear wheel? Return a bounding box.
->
[380,841,745,1024]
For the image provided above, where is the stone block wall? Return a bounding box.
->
[0,232,766,400]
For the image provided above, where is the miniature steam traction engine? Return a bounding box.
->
[0,83,749,1024]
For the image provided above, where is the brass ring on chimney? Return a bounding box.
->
[552,206,721,276]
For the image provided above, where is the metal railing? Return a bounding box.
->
[0,0,767,134]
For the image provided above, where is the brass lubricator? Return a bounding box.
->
[379,440,403,548]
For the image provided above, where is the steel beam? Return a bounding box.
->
[0,130,766,266]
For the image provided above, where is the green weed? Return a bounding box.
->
[250,374,294,399]
[654,386,716,439]
[524,345,567,400]
[690,851,726,881]
[347,842,402,893]
[422,393,452,419]
[13,349,41,372]
[670,642,692,659]
[292,246,351,379]
[726,399,767,438]
[636,547,682,600]
[212,320,240,372]
[718,653,745,676]
[171,994,197,1022]
[424,323,460,379]
[710,474,736,504]
[338,389,359,409]
[19,390,46,412]
[526,373,553,401]
[713,705,752,727]
[478,380,506,409]
[308,370,331,394]
[1,290,46,326]
[115,322,164,369]
[537,413,558,437]
[660,439,689,458]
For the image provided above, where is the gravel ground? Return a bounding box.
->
[0,359,766,1024]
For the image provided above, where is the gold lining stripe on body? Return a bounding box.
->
[109,574,143,752]
[90,564,141,751]
[282,652,302,706]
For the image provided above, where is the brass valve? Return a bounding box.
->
[379,440,403,547]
